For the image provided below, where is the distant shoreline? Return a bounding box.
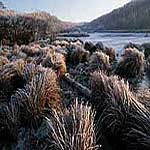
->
[89,30,150,33]
[58,32,90,38]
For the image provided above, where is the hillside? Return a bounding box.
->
[81,0,150,32]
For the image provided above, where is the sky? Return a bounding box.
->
[2,0,130,22]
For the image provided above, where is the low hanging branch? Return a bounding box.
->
[63,73,91,99]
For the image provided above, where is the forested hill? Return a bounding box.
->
[81,0,150,32]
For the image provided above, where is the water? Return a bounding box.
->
[60,32,150,89]
[63,32,150,52]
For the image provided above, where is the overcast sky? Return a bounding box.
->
[2,0,130,22]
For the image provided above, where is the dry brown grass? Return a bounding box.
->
[88,51,110,73]
[14,68,61,128]
[70,46,90,65]
[14,72,46,128]
[105,47,116,62]
[136,89,150,111]
[0,59,25,81]
[42,51,67,77]
[115,48,144,79]
[20,45,41,57]
[22,63,40,83]
[0,59,26,99]
[0,56,9,69]
[52,53,67,78]
[43,69,61,110]
[47,100,100,150]
[90,71,150,150]
[0,98,19,142]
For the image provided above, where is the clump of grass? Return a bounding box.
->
[90,71,150,150]
[41,51,54,68]
[0,56,9,68]
[145,56,150,75]
[88,51,110,73]
[105,47,116,62]
[14,73,46,128]
[14,69,61,128]
[53,40,70,47]
[42,51,67,77]
[0,59,25,81]
[70,40,83,49]
[115,48,144,79]
[0,59,26,99]
[124,42,144,52]
[22,63,43,84]
[0,48,10,57]
[43,69,61,110]
[0,98,19,142]
[52,52,67,78]
[70,46,90,66]
[136,89,150,111]
[20,45,41,57]
[22,63,39,83]
[47,100,100,150]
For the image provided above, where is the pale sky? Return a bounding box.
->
[2,0,130,22]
